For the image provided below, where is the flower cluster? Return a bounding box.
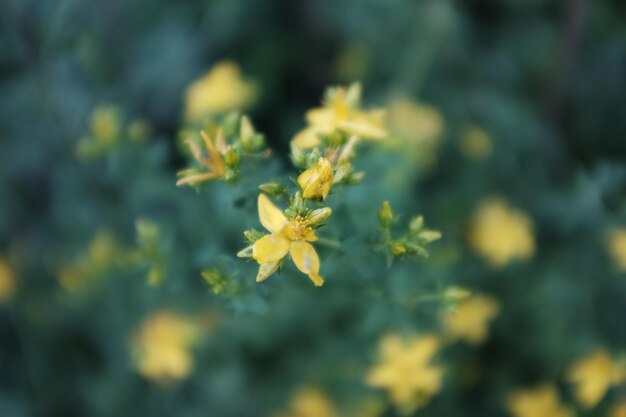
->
[176,115,268,186]
[377,201,441,266]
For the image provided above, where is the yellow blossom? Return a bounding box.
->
[366,333,444,414]
[507,384,573,417]
[292,83,387,149]
[297,157,334,200]
[607,227,626,271]
[0,257,16,302]
[75,105,122,159]
[459,125,492,160]
[176,129,229,186]
[275,387,339,417]
[441,294,500,345]
[131,310,200,384]
[245,194,329,286]
[387,98,444,167]
[468,197,535,268]
[89,105,121,146]
[184,61,257,121]
[566,349,626,408]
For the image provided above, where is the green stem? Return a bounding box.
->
[316,237,342,250]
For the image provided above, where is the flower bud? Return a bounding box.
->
[224,147,240,167]
[390,241,407,257]
[408,215,424,234]
[297,157,334,200]
[259,181,286,196]
[306,207,332,226]
[419,229,442,242]
[378,201,395,228]
[240,115,264,151]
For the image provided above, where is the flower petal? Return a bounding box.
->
[258,194,288,233]
[292,126,323,149]
[306,108,336,130]
[252,234,289,264]
[289,241,324,286]
[256,260,281,283]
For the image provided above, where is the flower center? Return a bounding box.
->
[284,218,313,241]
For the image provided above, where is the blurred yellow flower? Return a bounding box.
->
[387,98,444,167]
[468,198,535,268]
[441,294,500,345]
[57,231,125,293]
[566,349,626,408]
[459,125,492,160]
[0,257,16,302]
[132,311,199,384]
[507,384,573,417]
[607,227,626,271]
[612,401,626,417]
[297,157,334,200]
[366,333,444,414]
[275,387,339,417]
[75,105,122,159]
[292,83,387,149]
[176,130,228,186]
[184,61,257,121]
[89,105,121,146]
[247,194,329,286]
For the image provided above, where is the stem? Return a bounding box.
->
[315,237,342,250]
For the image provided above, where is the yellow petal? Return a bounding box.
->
[252,234,289,264]
[289,241,324,286]
[292,126,323,149]
[258,194,288,233]
[297,157,334,200]
[306,108,336,130]
[256,261,280,283]
[339,114,387,140]
[200,130,224,172]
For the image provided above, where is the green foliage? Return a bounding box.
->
[1,0,626,417]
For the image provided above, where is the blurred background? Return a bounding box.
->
[1,0,626,416]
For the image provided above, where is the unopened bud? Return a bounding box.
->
[390,241,407,257]
[224,147,240,167]
[306,207,332,226]
[259,181,286,196]
[378,201,394,228]
[297,157,334,200]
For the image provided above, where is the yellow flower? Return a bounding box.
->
[612,401,626,417]
[441,294,500,345]
[297,157,334,200]
[248,194,329,286]
[366,333,444,414]
[468,197,535,268]
[387,98,444,167]
[275,387,339,417]
[459,125,492,160]
[176,130,229,186]
[89,105,121,146]
[132,311,200,384]
[507,384,573,417]
[607,227,626,271]
[0,257,16,302]
[292,83,387,149]
[566,349,626,408]
[184,60,257,121]
[75,105,122,159]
